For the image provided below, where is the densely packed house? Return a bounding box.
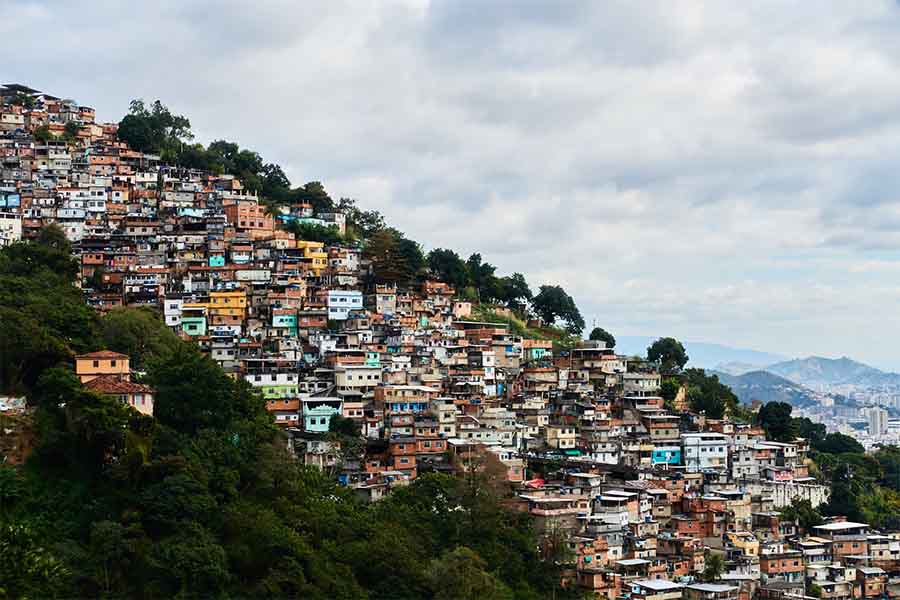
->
[4,83,898,600]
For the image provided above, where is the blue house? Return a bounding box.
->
[651,446,682,466]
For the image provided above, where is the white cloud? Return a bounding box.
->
[5,0,900,366]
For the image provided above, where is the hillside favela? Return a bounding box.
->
[5,6,900,600]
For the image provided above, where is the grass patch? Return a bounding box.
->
[470,305,581,351]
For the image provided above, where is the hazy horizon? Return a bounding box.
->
[7,1,900,368]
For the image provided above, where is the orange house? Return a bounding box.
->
[75,351,130,383]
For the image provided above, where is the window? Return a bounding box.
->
[93,360,99,367]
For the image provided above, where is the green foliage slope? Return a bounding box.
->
[0,231,572,599]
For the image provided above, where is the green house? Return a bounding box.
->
[182,316,207,336]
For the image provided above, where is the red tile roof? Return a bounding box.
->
[75,350,129,360]
[84,375,152,395]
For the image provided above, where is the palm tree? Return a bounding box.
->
[702,552,725,582]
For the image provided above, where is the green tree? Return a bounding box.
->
[647,337,688,376]
[588,327,616,348]
[683,368,738,420]
[147,344,270,437]
[261,163,291,202]
[815,433,864,455]
[0,226,98,393]
[702,551,725,582]
[758,402,797,442]
[285,221,343,245]
[292,181,334,212]
[875,446,900,491]
[428,248,469,288]
[497,273,532,312]
[660,378,680,410]
[824,461,867,523]
[33,124,52,142]
[62,121,80,142]
[87,520,129,595]
[99,307,182,369]
[85,265,106,290]
[328,414,361,438]
[366,228,413,285]
[532,285,584,335]
[144,524,230,597]
[466,253,500,302]
[0,467,19,519]
[117,99,193,161]
[0,523,71,598]
[778,498,823,531]
[396,235,426,285]
[794,417,826,445]
[338,197,386,239]
[426,547,514,600]
[10,92,35,109]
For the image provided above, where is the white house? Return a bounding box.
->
[681,433,729,472]
[327,289,363,321]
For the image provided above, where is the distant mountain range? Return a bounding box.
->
[614,337,787,369]
[616,336,900,407]
[765,356,900,388]
[613,337,900,409]
[709,370,823,408]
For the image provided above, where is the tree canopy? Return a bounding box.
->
[758,401,797,442]
[427,248,469,289]
[588,327,616,348]
[365,228,424,286]
[682,368,738,420]
[117,99,193,162]
[647,337,688,376]
[532,285,584,335]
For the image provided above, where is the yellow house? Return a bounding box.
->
[296,240,328,276]
[75,350,130,383]
[209,290,248,319]
[726,531,759,557]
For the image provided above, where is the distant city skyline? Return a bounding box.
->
[6,1,900,367]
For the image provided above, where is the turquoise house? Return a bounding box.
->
[177,207,204,218]
[209,255,226,267]
[182,316,207,336]
[528,347,550,361]
[651,446,681,466]
[303,398,343,432]
[272,313,298,337]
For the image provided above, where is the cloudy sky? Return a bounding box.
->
[6,1,900,368]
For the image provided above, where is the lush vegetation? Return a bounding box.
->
[755,400,900,530]
[778,498,824,532]
[644,338,744,421]
[677,368,739,420]
[0,230,573,599]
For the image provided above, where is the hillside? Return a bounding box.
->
[471,305,580,351]
[766,356,900,388]
[711,369,823,408]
